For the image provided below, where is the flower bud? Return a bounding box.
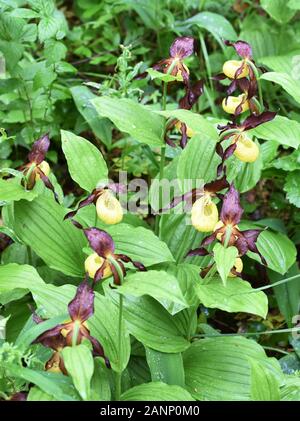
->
[35,160,51,180]
[222,60,249,79]
[233,134,259,163]
[96,191,123,225]
[222,94,249,114]
[175,121,195,138]
[191,196,219,232]
[228,257,243,277]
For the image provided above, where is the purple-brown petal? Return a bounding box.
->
[64,193,96,221]
[186,247,209,257]
[242,111,277,131]
[33,324,66,351]
[84,227,115,258]
[180,123,188,148]
[205,175,229,194]
[220,184,243,225]
[179,80,204,110]
[36,169,59,203]
[170,36,194,59]
[225,40,252,59]
[68,281,94,323]
[28,134,50,165]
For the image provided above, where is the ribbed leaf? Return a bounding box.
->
[213,244,238,286]
[107,224,174,266]
[0,179,37,202]
[227,148,263,193]
[118,270,188,314]
[13,196,86,277]
[121,382,194,401]
[249,358,280,401]
[62,344,94,401]
[61,130,108,191]
[184,337,282,400]
[195,276,268,319]
[92,97,165,147]
[146,348,185,387]
[261,72,300,105]
[250,116,300,149]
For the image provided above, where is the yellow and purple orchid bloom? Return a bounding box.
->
[20,134,57,201]
[216,111,277,175]
[33,281,110,372]
[187,184,266,265]
[84,227,146,285]
[153,36,195,86]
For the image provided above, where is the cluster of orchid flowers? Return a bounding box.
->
[22,36,274,376]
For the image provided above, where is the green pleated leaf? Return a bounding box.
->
[249,358,280,401]
[251,230,297,275]
[62,344,94,401]
[179,11,237,41]
[118,270,188,314]
[250,116,300,149]
[61,130,108,192]
[90,358,111,401]
[107,224,174,266]
[146,348,185,387]
[260,0,296,24]
[13,196,86,277]
[261,73,300,105]
[27,386,58,401]
[280,377,300,401]
[177,134,220,189]
[195,276,268,318]
[92,96,165,147]
[0,178,37,202]
[213,244,238,286]
[70,86,112,148]
[284,171,300,207]
[184,337,282,401]
[121,382,194,401]
[114,294,190,353]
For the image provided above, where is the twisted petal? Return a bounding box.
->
[68,281,94,323]
[28,134,50,165]
[64,193,97,220]
[186,247,209,257]
[179,80,204,110]
[84,227,115,258]
[220,184,243,225]
[225,40,252,59]
[242,111,277,131]
[170,37,194,58]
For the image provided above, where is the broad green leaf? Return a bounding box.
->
[0,178,37,202]
[261,0,296,24]
[62,344,94,401]
[90,358,111,401]
[121,382,194,401]
[249,230,297,275]
[27,387,57,401]
[280,377,300,401]
[92,97,165,147]
[7,365,77,401]
[183,337,282,401]
[195,276,268,318]
[249,358,280,401]
[273,149,300,172]
[118,270,188,315]
[70,86,112,148]
[268,264,300,326]
[260,52,300,75]
[14,196,86,277]
[250,116,300,149]
[146,348,185,387]
[261,72,300,105]
[113,294,190,353]
[213,243,238,286]
[284,171,300,207]
[61,130,108,192]
[147,68,182,82]
[181,12,237,41]
[177,134,220,189]
[107,224,174,266]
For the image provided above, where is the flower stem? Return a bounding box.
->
[108,255,124,401]
[155,81,168,237]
